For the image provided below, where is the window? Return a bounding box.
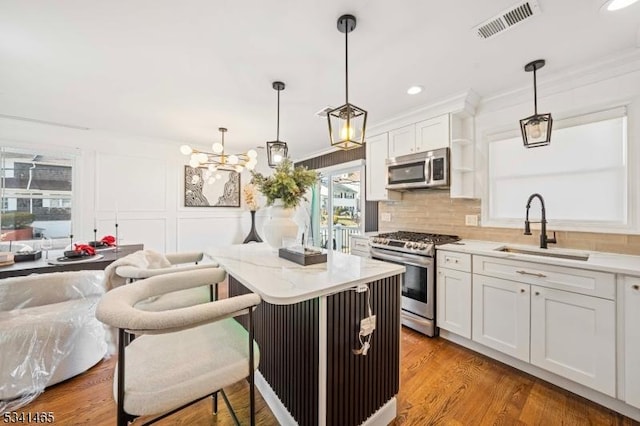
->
[0,147,75,246]
[484,107,633,233]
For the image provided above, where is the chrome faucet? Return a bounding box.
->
[524,193,557,249]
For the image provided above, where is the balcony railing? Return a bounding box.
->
[319,225,360,253]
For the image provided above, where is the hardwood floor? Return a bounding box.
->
[15,327,637,425]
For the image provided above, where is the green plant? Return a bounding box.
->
[1,211,35,230]
[250,158,318,209]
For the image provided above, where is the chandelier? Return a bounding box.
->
[327,14,367,150]
[180,128,258,179]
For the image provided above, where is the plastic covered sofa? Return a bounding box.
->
[0,270,107,411]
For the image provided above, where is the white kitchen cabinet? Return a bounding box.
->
[472,255,616,395]
[436,251,472,338]
[472,274,531,361]
[388,125,416,158]
[365,133,401,201]
[416,114,450,153]
[388,114,450,158]
[624,276,640,408]
[530,285,616,396]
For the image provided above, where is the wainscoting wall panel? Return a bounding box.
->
[176,215,253,252]
[95,152,167,212]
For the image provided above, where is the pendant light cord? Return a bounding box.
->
[345,25,349,105]
[276,88,280,141]
[533,67,538,115]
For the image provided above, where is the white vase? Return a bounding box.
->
[262,199,298,249]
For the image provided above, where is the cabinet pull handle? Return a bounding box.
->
[516,270,547,278]
[633,285,640,291]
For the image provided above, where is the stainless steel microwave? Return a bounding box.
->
[385,147,449,190]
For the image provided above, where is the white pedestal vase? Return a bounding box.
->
[262,199,298,249]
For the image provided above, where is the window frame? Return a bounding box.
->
[480,106,639,235]
[0,143,79,247]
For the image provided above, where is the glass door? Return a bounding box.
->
[310,161,364,253]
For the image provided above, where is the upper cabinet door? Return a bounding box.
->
[365,133,401,201]
[416,114,450,152]
[388,124,416,158]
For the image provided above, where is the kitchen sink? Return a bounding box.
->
[496,246,590,261]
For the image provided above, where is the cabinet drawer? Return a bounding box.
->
[437,250,471,272]
[473,255,614,300]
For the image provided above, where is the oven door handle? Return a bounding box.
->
[370,248,432,268]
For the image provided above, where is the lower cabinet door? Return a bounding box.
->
[530,285,616,397]
[625,276,640,408]
[436,268,471,338]
[472,274,530,362]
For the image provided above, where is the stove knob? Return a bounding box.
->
[418,243,427,250]
[407,242,415,249]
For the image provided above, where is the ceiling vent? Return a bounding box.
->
[473,0,541,40]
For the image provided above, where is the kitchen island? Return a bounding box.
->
[206,243,405,426]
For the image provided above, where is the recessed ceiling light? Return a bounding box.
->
[407,86,423,95]
[601,0,640,11]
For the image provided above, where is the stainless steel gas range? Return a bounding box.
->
[369,231,460,336]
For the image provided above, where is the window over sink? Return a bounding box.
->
[483,106,636,234]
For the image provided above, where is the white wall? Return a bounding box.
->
[0,119,272,253]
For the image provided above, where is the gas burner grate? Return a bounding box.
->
[376,231,460,245]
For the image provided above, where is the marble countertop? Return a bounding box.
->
[438,240,640,276]
[206,243,405,305]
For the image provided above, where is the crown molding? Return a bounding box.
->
[366,89,480,137]
[479,48,640,114]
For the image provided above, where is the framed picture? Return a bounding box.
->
[184,166,241,207]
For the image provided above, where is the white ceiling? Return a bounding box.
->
[1,0,639,159]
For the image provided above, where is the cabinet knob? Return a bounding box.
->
[535,291,540,296]
[633,285,640,291]
[520,289,525,293]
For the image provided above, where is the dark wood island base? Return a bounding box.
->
[230,274,401,426]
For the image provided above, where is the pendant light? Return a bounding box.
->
[520,59,552,148]
[266,81,289,168]
[327,14,367,150]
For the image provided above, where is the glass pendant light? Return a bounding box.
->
[266,81,289,167]
[327,14,367,150]
[520,59,552,148]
